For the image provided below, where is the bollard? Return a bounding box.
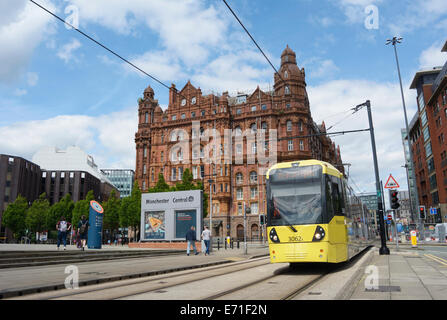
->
[217,240,220,250]
[225,241,227,250]
[237,240,240,249]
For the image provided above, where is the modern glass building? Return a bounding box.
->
[100,169,135,198]
[358,193,379,230]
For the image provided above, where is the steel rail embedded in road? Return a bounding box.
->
[9,257,271,300]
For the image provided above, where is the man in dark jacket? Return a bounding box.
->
[186,226,199,256]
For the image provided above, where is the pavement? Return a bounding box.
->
[1,241,447,300]
[0,243,269,299]
[345,243,447,300]
[0,243,154,251]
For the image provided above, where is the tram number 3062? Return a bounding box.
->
[288,236,303,242]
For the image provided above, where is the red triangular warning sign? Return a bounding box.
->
[384,174,400,189]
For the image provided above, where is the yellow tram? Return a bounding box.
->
[266,160,373,264]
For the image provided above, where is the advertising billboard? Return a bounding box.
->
[144,211,166,240]
[140,190,202,241]
[175,210,197,239]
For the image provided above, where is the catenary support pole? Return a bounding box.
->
[366,100,390,255]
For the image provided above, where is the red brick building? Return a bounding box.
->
[409,39,447,223]
[135,46,343,239]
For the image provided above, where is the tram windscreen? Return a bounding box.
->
[268,165,323,226]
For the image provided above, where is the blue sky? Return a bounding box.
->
[1,0,447,199]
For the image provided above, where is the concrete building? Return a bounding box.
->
[0,155,42,241]
[388,189,412,223]
[409,39,447,223]
[357,192,379,230]
[401,128,418,221]
[135,45,344,239]
[101,169,135,198]
[32,146,119,204]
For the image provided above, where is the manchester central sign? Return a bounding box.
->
[141,190,203,241]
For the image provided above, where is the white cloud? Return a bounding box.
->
[68,0,230,67]
[0,0,56,83]
[389,0,447,35]
[419,41,447,69]
[126,50,186,82]
[308,78,417,195]
[26,72,39,86]
[0,107,138,170]
[309,59,339,79]
[13,88,27,96]
[57,38,82,63]
[191,50,272,94]
[334,0,383,24]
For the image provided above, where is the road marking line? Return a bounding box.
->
[424,254,447,267]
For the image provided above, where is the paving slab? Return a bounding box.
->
[348,247,447,300]
[0,246,269,299]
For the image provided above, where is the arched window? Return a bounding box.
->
[287,120,292,131]
[251,224,259,240]
[298,120,304,132]
[237,224,244,240]
[144,112,149,123]
[170,131,177,142]
[234,126,242,136]
[236,172,243,184]
[250,123,257,134]
[261,122,268,132]
[285,86,290,95]
[250,171,258,183]
[284,70,288,78]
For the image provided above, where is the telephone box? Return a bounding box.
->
[87,200,104,249]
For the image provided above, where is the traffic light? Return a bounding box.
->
[419,205,426,219]
[390,190,400,209]
[259,214,265,225]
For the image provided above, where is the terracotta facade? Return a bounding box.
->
[135,46,343,238]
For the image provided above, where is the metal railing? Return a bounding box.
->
[210,237,267,250]
[432,63,447,93]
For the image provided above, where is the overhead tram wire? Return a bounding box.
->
[28,0,185,100]
[222,0,284,83]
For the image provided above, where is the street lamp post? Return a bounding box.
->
[386,37,421,233]
[208,179,214,248]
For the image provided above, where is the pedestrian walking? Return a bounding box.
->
[56,216,71,250]
[77,215,90,251]
[185,226,199,256]
[201,226,211,255]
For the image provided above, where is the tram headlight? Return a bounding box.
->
[312,226,325,242]
[269,228,280,243]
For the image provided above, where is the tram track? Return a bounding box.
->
[10,247,371,300]
[10,257,271,300]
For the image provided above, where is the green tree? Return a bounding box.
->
[196,180,208,218]
[47,194,74,232]
[2,195,28,240]
[148,173,170,193]
[103,189,120,232]
[175,169,195,191]
[150,170,208,218]
[72,190,95,228]
[26,193,50,235]
[128,181,141,242]
[119,196,131,228]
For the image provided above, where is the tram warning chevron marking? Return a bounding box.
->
[384,174,400,189]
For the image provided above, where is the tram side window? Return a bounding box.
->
[326,178,334,218]
[331,178,343,216]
